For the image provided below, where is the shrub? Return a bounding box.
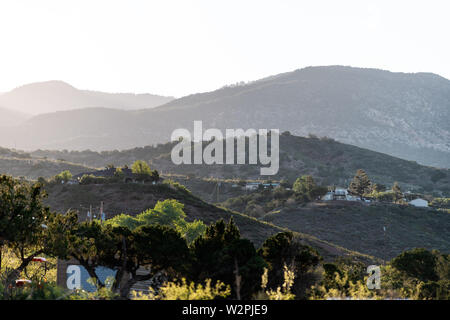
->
[131,278,231,300]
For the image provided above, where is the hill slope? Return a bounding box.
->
[261,201,450,260]
[30,134,450,196]
[1,67,449,168]
[43,182,377,263]
[0,106,30,126]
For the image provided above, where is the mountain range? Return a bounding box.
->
[0,66,449,168]
[0,106,30,126]
[0,80,174,115]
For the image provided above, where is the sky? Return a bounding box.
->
[0,0,449,97]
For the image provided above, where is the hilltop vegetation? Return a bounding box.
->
[0,155,94,180]
[27,133,450,196]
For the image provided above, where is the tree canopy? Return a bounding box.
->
[348,169,372,199]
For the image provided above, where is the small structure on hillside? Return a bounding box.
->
[322,187,361,201]
[244,182,279,191]
[409,198,429,208]
[73,167,132,180]
[245,182,260,191]
[334,188,347,200]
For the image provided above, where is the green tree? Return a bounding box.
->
[106,200,206,245]
[131,160,160,183]
[190,219,266,299]
[0,175,52,291]
[392,182,403,203]
[258,232,321,298]
[117,224,191,298]
[293,175,316,195]
[371,183,386,193]
[131,160,152,175]
[54,170,72,183]
[292,175,327,201]
[139,199,186,226]
[391,248,439,282]
[348,169,372,200]
[46,216,191,299]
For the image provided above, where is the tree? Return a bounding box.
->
[258,232,321,298]
[0,175,51,290]
[140,199,186,226]
[190,219,266,299]
[107,200,207,245]
[293,175,316,195]
[348,169,372,200]
[54,170,72,183]
[114,167,125,180]
[131,160,152,175]
[391,248,439,282]
[292,175,327,201]
[371,183,386,193]
[392,182,403,203]
[115,224,191,298]
[151,170,160,183]
[131,160,160,183]
[54,220,117,287]
[47,216,191,299]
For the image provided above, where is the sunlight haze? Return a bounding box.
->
[0,0,449,98]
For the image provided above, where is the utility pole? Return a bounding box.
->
[216,181,221,203]
[100,201,104,224]
[383,225,386,265]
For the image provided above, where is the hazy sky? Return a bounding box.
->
[0,0,449,97]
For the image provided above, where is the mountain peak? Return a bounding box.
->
[10,80,77,93]
[0,81,174,115]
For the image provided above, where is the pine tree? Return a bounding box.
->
[392,181,403,203]
[348,169,372,200]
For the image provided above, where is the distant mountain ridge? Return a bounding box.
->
[0,106,30,126]
[0,80,174,115]
[0,66,449,168]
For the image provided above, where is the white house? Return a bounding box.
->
[346,194,360,201]
[322,188,361,201]
[409,198,429,208]
[245,183,260,191]
[323,192,334,201]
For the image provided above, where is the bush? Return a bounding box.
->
[131,278,231,300]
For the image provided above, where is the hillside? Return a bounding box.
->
[0,67,449,168]
[42,182,377,264]
[30,133,450,196]
[0,157,94,181]
[261,200,450,260]
[0,106,30,126]
[0,80,174,115]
